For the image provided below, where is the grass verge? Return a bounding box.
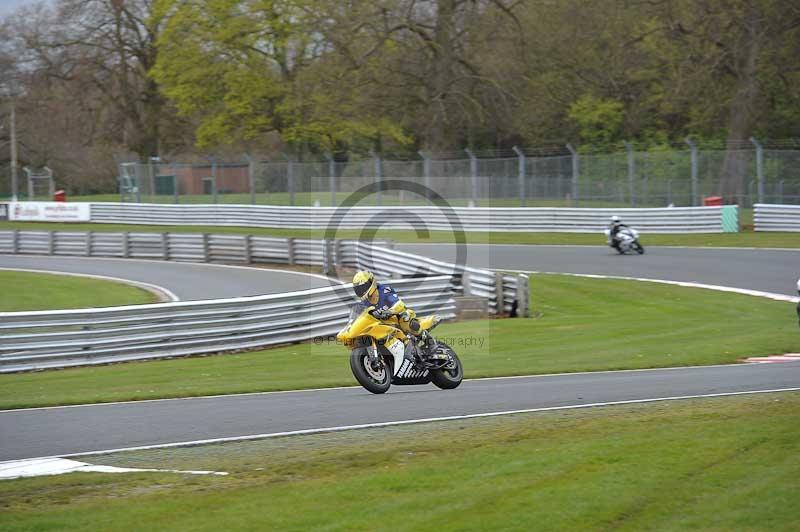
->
[1,274,797,409]
[2,220,797,247]
[1,392,799,530]
[0,270,159,311]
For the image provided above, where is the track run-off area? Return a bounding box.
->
[1,243,798,464]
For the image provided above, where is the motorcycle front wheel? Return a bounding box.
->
[350,350,391,394]
[635,242,645,254]
[430,343,463,390]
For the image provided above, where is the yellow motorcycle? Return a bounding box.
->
[336,305,464,394]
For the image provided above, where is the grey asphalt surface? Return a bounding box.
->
[0,255,331,300]
[1,363,798,461]
[2,245,798,463]
[398,244,800,296]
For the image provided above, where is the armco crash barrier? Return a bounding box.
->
[754,204,800,232]
[0,231,521,315]
[80,202,737,233]
[0,277,458,372]
[0,232,530,372]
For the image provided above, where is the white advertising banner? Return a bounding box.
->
[9,202,91,222]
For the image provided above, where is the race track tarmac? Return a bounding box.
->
[1,362,798,461]
[398,244,800,296]
[0,255,331,300]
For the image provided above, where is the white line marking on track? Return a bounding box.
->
[8,387,800,463]
[503,270,800,303]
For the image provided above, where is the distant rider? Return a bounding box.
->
[351,270,432,348]
[608,215,628,251]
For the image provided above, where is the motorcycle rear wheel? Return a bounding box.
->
[350,350,391,394]
[430,343,463,390]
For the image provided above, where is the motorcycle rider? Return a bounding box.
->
[608,215,628,251]
[351,270,433,349]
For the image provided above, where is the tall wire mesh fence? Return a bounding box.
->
[9,142,798,207]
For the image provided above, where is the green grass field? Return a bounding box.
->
[2,392,798,530]
[0,270,158,311]
[1,274,797,409]
[2,220,797,247]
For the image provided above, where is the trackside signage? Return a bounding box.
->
[9,202,91,222]
[0,202,8,221]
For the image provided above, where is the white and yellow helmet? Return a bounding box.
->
[352,270,377,301]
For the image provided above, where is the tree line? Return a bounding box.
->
[1,0,798,195]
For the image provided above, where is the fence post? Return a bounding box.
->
[243,234,252,264]
[749,137,764,205]
[325,152,336,206]
[287,237,296,265]
[418,151,431,200]
[465,148,478,206]
[202,233,210,262]
[246,154,256,205]
[48,230,54,255]
[685,138,698,206]
[566,143,579,206]
[11,229,18,253]
[624,141,636,207]
[123,232,130,258]
[86,231,93,257]
[211,160,218,204]
[173,171,179,205]
[371,151,382,206]
[281,154,295,206]
[512,146,526,207]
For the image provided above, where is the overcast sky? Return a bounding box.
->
[0,0,46,17]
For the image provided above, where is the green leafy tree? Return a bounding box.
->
[568,95,624,147]
[151,0,409,154]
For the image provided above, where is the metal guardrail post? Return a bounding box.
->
[162,232,169,260]
[244,235,252,264]
[516,274,530,318]
[333,238,343,267]
[202,233,210,262]
[86,232,93,256]
[566,143,579,205]
[48,231,54,255]
[465,148,478,206]
[512,146,526,207]
[749,137,764,204]
[11,230,18,254]
[123,232,130,258]
[685,138,699,206]
[461,272,472,296]
[287,237,296,265]
[494,272,505,316]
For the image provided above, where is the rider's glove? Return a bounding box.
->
[372,308,392,320]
